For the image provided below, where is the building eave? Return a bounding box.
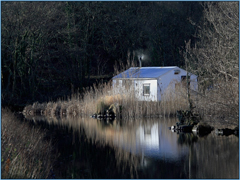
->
[112,77,158,80]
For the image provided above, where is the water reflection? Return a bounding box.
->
[26,115,188,161]
[24,114,239,179]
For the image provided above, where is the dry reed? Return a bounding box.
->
[23,80,190,120]
[1,108,57,179]
[192,78,239,126]
[23,60,191,119]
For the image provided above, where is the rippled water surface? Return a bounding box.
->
[27,115,239,178]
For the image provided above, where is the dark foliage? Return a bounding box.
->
[1,2,203,108]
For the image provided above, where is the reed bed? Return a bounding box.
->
[1,108,57,179]
[23,79,191,120]
[23,59,191,119]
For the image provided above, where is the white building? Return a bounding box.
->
[112,66,198,101]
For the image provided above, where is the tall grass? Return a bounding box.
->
[23,80,191,120]
[192,78,239,126]
[1,108,57,179]
[23,60,191,119]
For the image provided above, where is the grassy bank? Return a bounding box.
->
[23,80,191,120]
[22,76,238,128]
[1,108,57,179]
[22,60,194,120]
[23,60,238,125]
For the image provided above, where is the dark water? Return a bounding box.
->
[26,115,239,179]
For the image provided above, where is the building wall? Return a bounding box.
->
[157,68,198,101]
[112,67,198,102]
[112,79,134,94]
[134,79,158,101]
[112,79,158,101]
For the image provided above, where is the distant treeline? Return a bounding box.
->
[1,2,203,107]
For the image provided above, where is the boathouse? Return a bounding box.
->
[112,66,198,101]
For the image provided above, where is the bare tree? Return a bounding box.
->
[184,2,239,123]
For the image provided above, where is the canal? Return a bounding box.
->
[25,115,239,179]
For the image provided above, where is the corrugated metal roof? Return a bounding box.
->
[113,66,178,79]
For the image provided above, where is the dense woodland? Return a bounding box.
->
[1,2,203,107]
[1,2,239,120]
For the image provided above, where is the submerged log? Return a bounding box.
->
[215,127,239,137]
[170,121,214,136]
[169,125,194,132]
[192,123,214,136]
[179,125,194,132]
[91,103,121,121]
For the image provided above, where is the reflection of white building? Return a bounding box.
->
[85,118,188,163]
[136,122,188,161]
[137,123,159,150]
